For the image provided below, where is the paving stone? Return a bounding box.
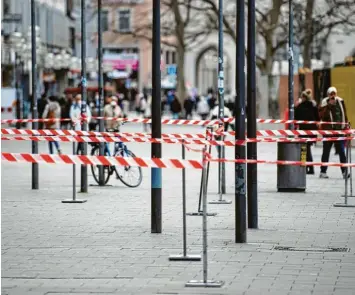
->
[2,126,355,295]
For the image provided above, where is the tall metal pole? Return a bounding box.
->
[247,0,258,229]
[218,0,225,195]
[97,0,105,185]
[288,0,294,130]
[31,0,39,190]
[80,0,88,192]
[235,0,247,243]
[151,0,162,233]
[210,0,230,204]
[15,52,22,130]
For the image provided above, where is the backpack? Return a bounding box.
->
[45,108,56,129]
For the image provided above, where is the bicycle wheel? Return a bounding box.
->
[114,149,143,188]
[90,146,111,185]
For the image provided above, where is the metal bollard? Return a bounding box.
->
[186,132,217,216]
[169,141,201,261]
[209,129,231,204]
[185,144,224,288]
[334,138,355,207]
[62,141,87,204]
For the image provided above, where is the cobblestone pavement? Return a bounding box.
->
[2,124,355,295]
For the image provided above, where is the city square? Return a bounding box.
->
[2,123,355,294]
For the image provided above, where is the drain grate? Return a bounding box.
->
[273,246,350,252]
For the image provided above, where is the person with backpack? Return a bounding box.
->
[42,96,62,154]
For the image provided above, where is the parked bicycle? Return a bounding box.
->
[89,129,142,187]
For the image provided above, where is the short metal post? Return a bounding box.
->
[185,144,224,288]
[210,138,231,204]
[334,138,355,207]
[187,132,217,216]
[169,141,201,261]
[62,142,87,203]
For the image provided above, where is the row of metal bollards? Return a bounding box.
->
[168,128,225,288]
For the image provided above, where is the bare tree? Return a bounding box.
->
[196,0,288,117]
[133,0,213,104]
[297,0,355,68]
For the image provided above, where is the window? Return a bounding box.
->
[165,51,170,65]
[3,0,10,15]
[69,27,76,55]
[171,51,176,64]
[118,8,131,33]
[36,3,41,26]
[101,10,109,31]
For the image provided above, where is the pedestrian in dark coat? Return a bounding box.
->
[295,90,320,175]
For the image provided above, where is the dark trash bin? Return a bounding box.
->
[277,142,307,192]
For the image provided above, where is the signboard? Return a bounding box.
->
[167,64,177,76]
[103,53,139,71]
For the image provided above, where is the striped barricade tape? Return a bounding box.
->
[1,153,203,169]
[1,135,354,146]
[2,128,355,140]
[0,135,240,146]
[2,152,354,168]
[1,116,350,126]
[217,129,355,137]
[208,157,355,168]
[1,128,207,139]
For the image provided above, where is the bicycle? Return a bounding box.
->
[89,130,143,188]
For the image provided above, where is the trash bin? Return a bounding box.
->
[277,142,307,192]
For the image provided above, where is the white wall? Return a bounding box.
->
[328,33,355,65]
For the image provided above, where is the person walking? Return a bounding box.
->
[196,96,210,120]
[295,90,319,175]
[103,95,123,131]
[42,96,62,154]
[38,94,48,130]
[319,86,349,179]
[70,94,92,154]
[139,94,152,132]
[170,95,182,119]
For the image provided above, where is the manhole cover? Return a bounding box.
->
[273,246,350,252]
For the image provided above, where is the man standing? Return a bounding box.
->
[319,87,349,179]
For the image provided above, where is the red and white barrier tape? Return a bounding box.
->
[1,152,203,169]
[2,152,354,168]
[1,116,349,126]
[2,135,353,146]
[2,128,354,140]
[217,129,355,137]
[208,157,355,168]
[1,135,238,146]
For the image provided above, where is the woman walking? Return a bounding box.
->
[42,96,62,154]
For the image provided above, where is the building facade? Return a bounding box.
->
[1,0,74,97]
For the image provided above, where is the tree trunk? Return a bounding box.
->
[303,0,315,68]
[176,45,186,106]
[264,42,278,118]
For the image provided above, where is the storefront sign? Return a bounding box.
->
[103,53,139,71]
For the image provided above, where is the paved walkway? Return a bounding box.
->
[2,124,355,295]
